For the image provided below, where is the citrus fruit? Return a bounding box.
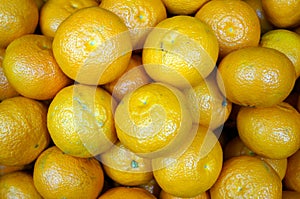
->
[210,156,282,198]
[3,34,71,100]
[183,72,232,130]
[0,48,19,101]
[224,136,287,180]
[40,0,99,37]
[260,29,300,78]
[195,0,260,58]
[47,84,117,158]
[237,102,300,159]
[0,0,39,48]
[0,171,42,199]
[262,0,300,28]
[114,82,193,158]
[104,54,152,102]
[33,146,104,199]
[100,0,167,48]
[243,0,274,34]
[53,6,132,85]
[282,191,300,199]
[143,15,219,88]
[224,136,255,160]
[0,96,49,166]
[217,46,296,107]
[0,165,26,176]
[138,179,161,197]
[161,0,209,15]
[152,125,223,198]
[98,187,156,199]
[284,149,300,192]
[159,189,210,199]
[100,141,153,186]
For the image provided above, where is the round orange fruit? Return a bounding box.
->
[33,146,104,199]
[114,82,193,158]
[143,15,219,88]
[104,54,152,102]
[0,96,49,166]
[260,29,300,78]
[100,0,167,48]
[100,141,153,186]
[161,0,209,15]
[0,171,42,199]
[224,136,287,180]
[237,102,300,159]
[243,0,274,34]
[183,72,232,130]
[47,84,117,158]
[3,34,71,100]
[152,125,223,198]
[98,187,156,199]
[0,165,26,176]
[53,6,132,85]
[262,0,300,28]
[217,46,296,107]
[159,189,210,199]
[195,0,261,58]
[210,156,282,199]
[40,0,99,37]
[0,0,39,48]
[284,149,300,192]
[0,48,19,101]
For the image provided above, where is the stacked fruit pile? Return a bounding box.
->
[1,0,300,198]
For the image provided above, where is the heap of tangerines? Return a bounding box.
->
[1,0,300,198]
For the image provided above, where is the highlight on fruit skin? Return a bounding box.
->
[143,15,219,89]
[114,82,194,159]
[217,46,296,107]
[47,84,117,158]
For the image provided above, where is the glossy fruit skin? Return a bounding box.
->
[244,0,274,34]
[237,102,300,159]
[260,29,300,78]
[153,125,223,198]
[115,82,193,158]
[40,0,99,37]
[53,7,132,85]
[159,189,210,199]
[47,84,117,158]
[161,0,209,15]
[195,0,261,58]
[210,156,282,199]
[98,187,156,199]
[224,136,287,180]
[104,55,152,102]
[284,150,300,192]
[0,96,50,166]
[0,48,19,101]
[183,72,232,130]
[217,46,296,107]
[100,0,167,48]
[3,34,71,100]
[0,171,43,199]
[262,0,300,28]
[33,146,104,199]
[100,141,153,186]
[0,0,39,48]
[143,15,219,89]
